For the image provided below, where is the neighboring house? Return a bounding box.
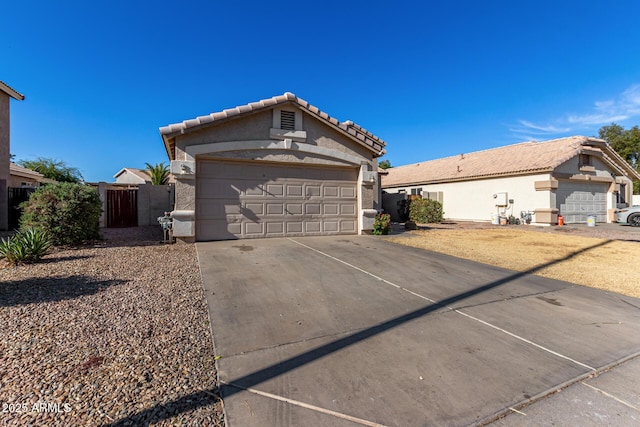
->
[113,167,176,185]
[1,81,25,230]
[382,136,640,225]
[160,92,386,242]
[9,162,52,187]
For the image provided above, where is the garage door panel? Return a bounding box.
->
[341,204,356,215]
[266,203,284,215]
[266,184,284,197]
[306,185,321,197]
[341,187,357,198]
[324,204,339,215]
[286,222,303,233]
[341,220,357,232]
[286,203,303,215]
[287,184,303,197]
[324,186,339,197]
[323,221,339,232]
[305,204,321,215]
[305,222,321,233]
[244,222,263,236]
[196,161,358,240]
[266,222,284,235]
[243,203,264,215]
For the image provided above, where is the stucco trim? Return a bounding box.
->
[534,179,559,191]
[184,140,365,166]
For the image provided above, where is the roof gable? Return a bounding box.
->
[160,92,386,160]
[114,167,151,183]
[383,136,640,187]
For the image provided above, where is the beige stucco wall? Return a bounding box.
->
[0,94,10,230]
[384,173,553,223]
[8,174,40,187]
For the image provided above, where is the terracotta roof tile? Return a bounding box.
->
[382,136,613,187]
[160,93,387,160]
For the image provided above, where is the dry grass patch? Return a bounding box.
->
[389,228,640,298]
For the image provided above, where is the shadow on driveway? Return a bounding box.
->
[103,239,614,427]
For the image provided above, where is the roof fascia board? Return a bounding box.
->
[0,81,25,100]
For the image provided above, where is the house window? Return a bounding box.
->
[411,188,422,196]
[280,110,296,130]
[579,154,592,166]
[617,183,627,205]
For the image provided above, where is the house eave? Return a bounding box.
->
[159,93,387,160]
[0,81,25,100]
[382,168,554,188]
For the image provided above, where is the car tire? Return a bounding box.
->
[629,213,640,227]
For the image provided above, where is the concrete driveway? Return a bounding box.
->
[197,235,640,426]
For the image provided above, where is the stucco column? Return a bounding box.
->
[170,160,196,242]
[358,162,378,234]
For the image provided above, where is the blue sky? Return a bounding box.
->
[2,0,640,182]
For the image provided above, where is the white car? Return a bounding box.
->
[614,205,640,227]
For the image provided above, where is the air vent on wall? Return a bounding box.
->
[280,110,296,130]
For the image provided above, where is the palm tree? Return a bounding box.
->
[145,162,170,185]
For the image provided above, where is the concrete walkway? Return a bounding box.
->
[197,236,640,426]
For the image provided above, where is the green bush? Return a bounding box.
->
[373,213,391,235]
[0,227,52,265]
[409,198,444,224]
[20,183,102,246]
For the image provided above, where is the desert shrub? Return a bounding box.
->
[20,183,102,246]
[409,198,444,224]
[0,227,52,265]
[373,213,391,235]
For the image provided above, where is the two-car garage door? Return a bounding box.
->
[196,160,358,241]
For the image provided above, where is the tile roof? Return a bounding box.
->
[382,136,640,187]
[0,81,25,100]
[160,92,386,160]
[10,163,44,178]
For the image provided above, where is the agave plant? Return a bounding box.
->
[0,227,52,265]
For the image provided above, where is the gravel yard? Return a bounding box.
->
[0,227,223,426]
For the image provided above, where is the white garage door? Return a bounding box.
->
[557,182,609,223]
[196,160,358,241]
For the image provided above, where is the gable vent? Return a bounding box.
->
[280,110,296,130]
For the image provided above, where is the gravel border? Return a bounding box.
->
[0,226,224,426]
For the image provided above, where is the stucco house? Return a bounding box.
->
[9,162,52,187]
[113,167,152,185]
[113,167,176,185]
[1,81,25,230]
[160,92,386,242]
[382,136,640,225]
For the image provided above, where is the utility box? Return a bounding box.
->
[493,192,508,207]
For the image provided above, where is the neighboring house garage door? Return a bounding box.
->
[196,160,358,240]
[557,182,609,223]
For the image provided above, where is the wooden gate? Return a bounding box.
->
[107,189,138,227]
[8,187,36,230]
